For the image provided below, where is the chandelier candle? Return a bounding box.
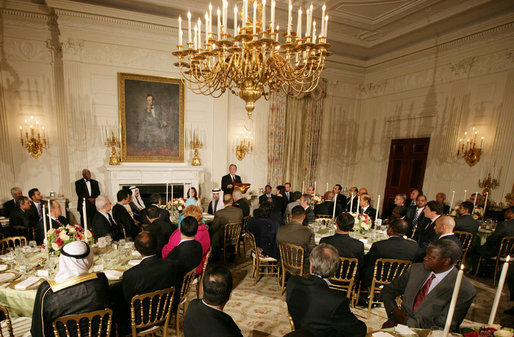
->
[218,8,221,39]
[262,0,266,34]
[271,0,275,32]
[188,11,192,44]
[253,1,257,35]
[324,15,329,38]
[288,2,292,35]
[321,4,325,36]
[297,9,302,39]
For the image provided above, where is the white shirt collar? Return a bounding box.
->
[141,255,155,261]
[179,238,194,244]
[362,205,369,212]
[438,233,454,239]
[427,267,454,294]
[202,299,223,312]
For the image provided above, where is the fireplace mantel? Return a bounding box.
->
[105,163,204,199]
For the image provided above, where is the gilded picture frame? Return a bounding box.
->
[118,73,184,162]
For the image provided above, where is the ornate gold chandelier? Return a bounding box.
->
[173,0,331,118]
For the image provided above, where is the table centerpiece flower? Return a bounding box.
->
[311,194,325,205]
[44,224,94,255]
[351,213,372,234]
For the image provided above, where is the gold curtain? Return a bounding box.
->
[267,79,327,188]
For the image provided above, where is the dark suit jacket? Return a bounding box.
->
[210,206,243,250]
[221,174,242,195]
[140,206,172,226]
[184,299,243,337]
[49,216,69,229]
[277,221,315,271]
[335,193,347,209]
[145,219,173,256]
[233,198,250,217]
[9,208,35,228]
[259,194,276,204]
[28,201,43,223]
[443,204,451,215]
[438,234,462,250]
[483,218,514,254]
[454,214,479,235]
[362,236,418,287]
[75,178,100,212]
[362,206,377,222]
[112,203,140,239]
[416,217,438,251]
[320,233,364,268]
[166,239,203,275]
[304,206,315,225]
[287,275,367,337]
[2,199,15,218]
[91,211,121,240]
[314,201,342,217]
[346,196,358,213]
[382,263,476,331]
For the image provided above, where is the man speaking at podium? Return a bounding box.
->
[221,164,242,195]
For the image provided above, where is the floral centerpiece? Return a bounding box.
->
[472,206,485,220]
[163,197,187,214]
[44,224,94,255]
[351,213,372,234]
[462,325,513,337]
[311,194,325,205]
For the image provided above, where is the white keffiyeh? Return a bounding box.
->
[129,186,145,210]
[54,241,94,283]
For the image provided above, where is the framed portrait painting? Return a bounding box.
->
[118,73,184,162]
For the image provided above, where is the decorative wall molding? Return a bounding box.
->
[358,80,388,98]
[62,38,84,61]
[4,39,51,63]
[449,57,476,78]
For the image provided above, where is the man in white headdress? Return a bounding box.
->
[208,188,224,215]
[31,241,110,337]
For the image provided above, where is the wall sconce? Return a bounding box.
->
[234,128,254,161]
[103,125,121,165]
[19,116,49,159]
[457,127,483,167]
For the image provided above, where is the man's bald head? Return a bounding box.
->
[223,194,233,205]
[434,215,456,235]
[324,191,335,201]
[134,231,157,256]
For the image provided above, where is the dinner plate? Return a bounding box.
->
[9,277,43,290]
[0,272,18,283]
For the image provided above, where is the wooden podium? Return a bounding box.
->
[234,183,251,194]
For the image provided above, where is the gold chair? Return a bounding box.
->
[454,231,474,264]
[357,258,412,318]
[11,226,37,242]
[52,308,113,337]
[247,232,279,285]
[0,304,14,337]
[223,222,242,262]
[328,257,359,307]
[287,312,295,331]
[238,216,251,257]
[278,241,305,295]
[130,287,175,337]
[175,268,197,337]
[0,236,28,253]
[315,214,332,219]
[196,248,212,299]
[475,236,514,285]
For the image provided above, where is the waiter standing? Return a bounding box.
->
[75,169,100,226]
[221,164,242,195]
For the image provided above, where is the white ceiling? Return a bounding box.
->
[66,0,514,61]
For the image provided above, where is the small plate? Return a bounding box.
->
[9,277,43,290]
[0,272,18,283]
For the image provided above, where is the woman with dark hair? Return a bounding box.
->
[247,202,280,259]
[185,187,199,207]
[274,185,288,216]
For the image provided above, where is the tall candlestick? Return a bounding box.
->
[314,180,316,192]
[472,191,478,213]
[82,198,88,241]
[321,4,326,37]
[253,1,257,35]
[326,182,329,192]
[488,256,510,324]
[178,16,182,45]
[463,189,467,201]
[483,192,489,215]
[288,0,292,35]
[271,0,275,32]
[302,181,305,193]
[450,191,455,213]
[350,196,354,214]
[376,195,381,222]
[42,204,48,250]
[357,196,360,214]
[297,9,302,39]
[332,193,337,219]
[443,265,464,337]
[233,6,237,35]
[166,183,169,204]
[188,11,192,44]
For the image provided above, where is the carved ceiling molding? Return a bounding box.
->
[449,57,476,78]
[62,38,85,60]
[1,8,47,21]
[358,80,388,98]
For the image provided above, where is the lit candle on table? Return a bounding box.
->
[488,256,510,324]
[375,195,380,222]
[450,191,455,213]
[82,198,88,240]
[314,180,316,193]
[483,192,489,215]
[357,195,360,214]
[326,182,328,192]
[302,181,305,193]
[332,193,337,219]
[443,264,464,337]
[350,195,353,214]
[42,204,48,251]
[472,191,478,213]
[463,189,467,201]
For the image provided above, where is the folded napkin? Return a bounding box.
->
[0,265,8,271]
[395,324,416,335]
[0,273,15,283]
[359,238,368,243]
[364,243,372,250]
[131,250,141,257]
[373,332,395,337]
[14,276,40,290]
[104,270,123,280]
[128,260,141,266]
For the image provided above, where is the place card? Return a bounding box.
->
[37,270,49,278]
[93,265,104,272]
[128,260,141,266]
[395,324,416,335]
[14,276,40,290]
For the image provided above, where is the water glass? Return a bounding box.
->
[29,241,37,249]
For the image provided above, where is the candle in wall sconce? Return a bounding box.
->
[463,190,467,201]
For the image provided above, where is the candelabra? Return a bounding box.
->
[235,129,254,161]
[104,127,121,165]
[456,128,484,167]
[19,116,49,159]
[479,173,499,194]
[189,130,203,166]
[173,0,330,119]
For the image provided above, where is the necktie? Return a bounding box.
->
[55,218,62,226]
[108,214,115,227]
[413,274,436,311]
[37,203,43,220]
[413,209,421,225]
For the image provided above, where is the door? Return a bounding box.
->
[383,138,430,213]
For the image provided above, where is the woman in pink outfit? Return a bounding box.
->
[162,205,210,275]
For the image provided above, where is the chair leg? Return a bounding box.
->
[474,257,482,276]
[175,304,180,337]
[281,267,286,295]
[367,288,374,319]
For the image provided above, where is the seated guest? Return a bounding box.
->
[233,189,250,217]
[320,213,364,268]
[415,201,443,256]
[384,206,408,225]
[285,191,303,218]
[247,202,279,259]
[31,241,110,337]
[210,194,243,260]
[208,188,223,215]
[184,266,243,337]
[116,231,178,336]
[2,187,22,218]
[259,185,275,204]
[91,195,123,241]
[358,188,368,196]
[186,187,199,207]
[139,193,172,226]
[112,189,140,240]
[162,205,210,275]
[359,194,377,221]
[314,191,342,217]
[436,192,451,214]
[10,196,36,229]
[166,216,203,275]
[406,189,421,207]
[306,185,315,196]
[345,187,359,213]
[406,195,427,237]
[300,194,315,226]
[28,188,44,223]
[284,182,293,203]
[277,206,315,272]
[287,244,367,337]
[274,185,288,216]
[472,206,514,271]
[454,201,479,235]
[144,205,173,256]
[362,219,418,288]
[129,186,145,222]
[434,216,462,249]
[333,184,347,210]
[382,193,407,220]
[381,240,476,331]
[48,200,69,229]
